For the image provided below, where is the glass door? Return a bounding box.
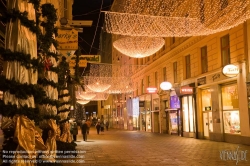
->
[203,112,209,137]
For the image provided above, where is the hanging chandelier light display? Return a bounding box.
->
[76,100,90,105]
[107,77,136,94]
[84,76,111,93]
[76,86,97,100]
[79,92,96,100]
[113,36,165,58]
[104,0,250,37]
[89,93,109,101]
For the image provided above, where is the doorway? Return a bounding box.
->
[203,111,213,138]
[153,112,159,133]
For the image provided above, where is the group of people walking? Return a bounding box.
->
[95,121,109,134]
[70,120,110,141]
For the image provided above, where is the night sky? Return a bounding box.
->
[72,0,113,55]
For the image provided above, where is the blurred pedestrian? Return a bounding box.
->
[70,121,78,141]
[105,121,109,131]
[96,122,101,134]
[86,120,91,134]
[81,120,88,141]
[100,121,104,132]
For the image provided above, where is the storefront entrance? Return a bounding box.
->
[153,112,159,133]
[165,109,181,135]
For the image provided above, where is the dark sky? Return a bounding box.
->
[72,0,113,55]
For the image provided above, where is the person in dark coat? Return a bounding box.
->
[95,122,101,134]
[70,122,78,141]
[81,121,88,141]
[105,121,109,131]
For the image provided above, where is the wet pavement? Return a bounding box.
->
[62,127,250,166]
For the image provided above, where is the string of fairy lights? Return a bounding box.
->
[104,0,250,37]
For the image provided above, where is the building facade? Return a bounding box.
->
[110,21,250,145]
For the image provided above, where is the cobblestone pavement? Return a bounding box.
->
[61,127,250,166]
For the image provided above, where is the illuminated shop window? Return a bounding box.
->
[221,84,240,134]
[223,111,240,134]
[201,89,212,111]
[182,96,194,132]
[221,84,238,110]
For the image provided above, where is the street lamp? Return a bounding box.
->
[160,81,172,91]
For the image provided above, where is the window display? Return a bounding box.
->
[221,84,238,110]
[169,111,178,134]
[201,89,212,111]
[223,111,241,134]
[182,96,194,132]
[221,84,240,134]
[170,95,180,109]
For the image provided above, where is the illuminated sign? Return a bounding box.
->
[56,29,78,50]
[180,86,193,94]
[222,64,239,77]
[146,87,158,93]
[69,59,87,67]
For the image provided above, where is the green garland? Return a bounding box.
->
[47,52,59,61]
[58,109,70,113]
[39,3,58,52]
[37,78,58,89]
[0,101,41,123]
[0,9,38,34]
[0,76,46,100]
[28,0,41,11]
[40,97,59,107]
[0,48,41,71]
[74,49,81,83]
[58,93,70,98]
[58,100,71,106]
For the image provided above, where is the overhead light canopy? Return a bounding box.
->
[113,36,165,58]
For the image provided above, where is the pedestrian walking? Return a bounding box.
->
[70,121,78,141]
[86,120,91,134]
[105,121,109,131]
[81,121,88,141]
[100,121,104,132]
[96,122,101,134]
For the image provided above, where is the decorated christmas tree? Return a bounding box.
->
[0,0,76,165]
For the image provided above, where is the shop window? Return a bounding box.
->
[201,89,212,111]
[173,61,177,83]
[182,96,194,132]
[221,34,230,66]
[221,84,238,110]
[141,79,144,94]
[155,71,158,87]
[147,75,150,87]
[163,67,167,81]
[201,46,208,73]
[221,84,240,134]
[185,54,191,79]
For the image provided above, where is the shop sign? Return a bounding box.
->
[180,86,193,94]
[80,55,101,63]
[222,64,239,77]
[69,59,87,67]
[207,72,228,83]
[197,77,206,86]
[146,87,157,93]
[56,29,78,50]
